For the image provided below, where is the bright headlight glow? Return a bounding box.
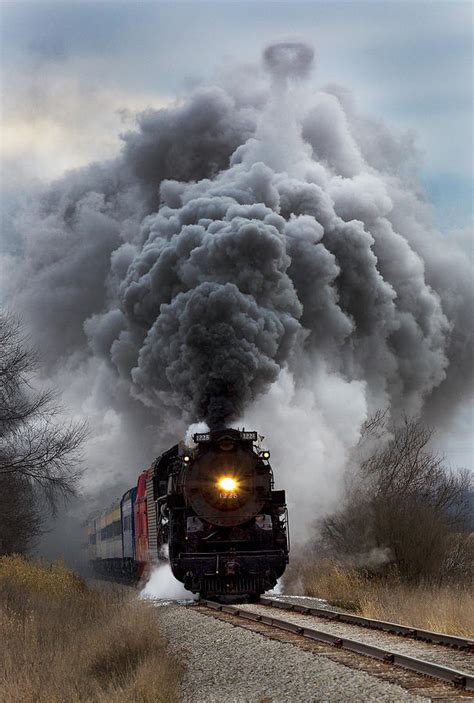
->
[218,476,238,492]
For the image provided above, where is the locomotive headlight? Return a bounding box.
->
[262,450,270,460]
[218,476,238,492]
[183,455,191,463]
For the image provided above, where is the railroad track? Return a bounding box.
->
[261,596,474,651]
[199,598,474,692]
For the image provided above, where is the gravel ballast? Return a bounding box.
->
[156,604,430,702]
[238,602,474,674]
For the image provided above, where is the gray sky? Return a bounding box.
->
[1,0,472,230]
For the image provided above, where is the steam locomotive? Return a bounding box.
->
[86,428,289,599]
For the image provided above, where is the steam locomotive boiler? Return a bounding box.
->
[161,429,289,599]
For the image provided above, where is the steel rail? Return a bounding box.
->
[201,600,474,691]
[260,597,474,652]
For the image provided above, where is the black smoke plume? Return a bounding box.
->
[6,41,473,433]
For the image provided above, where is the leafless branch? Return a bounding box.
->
[0,312,87,551]
[319,412,472,583]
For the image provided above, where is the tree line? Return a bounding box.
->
[0,313,85,554]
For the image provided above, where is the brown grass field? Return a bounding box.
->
[2,553,471,703]
[0,555,182,703]
[285,559,473,637]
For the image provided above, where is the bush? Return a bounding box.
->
[319,415,473,583]
[0,555,181,703]
[0,553,86,598]
[285,416,473,637]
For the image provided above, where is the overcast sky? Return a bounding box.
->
[0,0,472,469]
[1,0,472,230]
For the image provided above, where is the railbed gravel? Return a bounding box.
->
[156,603,430,702]
[238,602,474,674]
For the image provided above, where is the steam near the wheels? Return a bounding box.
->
[6,42,473,437]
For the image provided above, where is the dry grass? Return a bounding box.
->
[285,558,474,637]
[0,555,182,703]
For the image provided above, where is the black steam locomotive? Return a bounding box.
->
[86,428,289,600]
[164,428,289,598]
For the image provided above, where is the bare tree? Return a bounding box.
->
[0,474,43,555]
[0,312,86,554]
[320,414,472,582]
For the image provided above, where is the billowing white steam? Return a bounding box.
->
[5,42,473,538]
[140,546,194,601]
[140,563,191,601]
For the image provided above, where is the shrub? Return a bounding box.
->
[319,415,473,583]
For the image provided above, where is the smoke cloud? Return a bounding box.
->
[4,41,473,541]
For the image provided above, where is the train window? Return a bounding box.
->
[103,521,120,539]
[89,534,96,544]
[110,520,120,537]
